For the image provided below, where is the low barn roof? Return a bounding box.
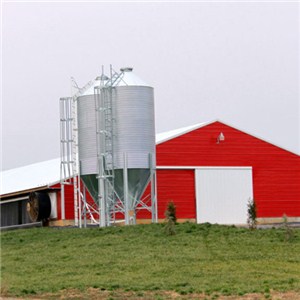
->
[1,158,61,197]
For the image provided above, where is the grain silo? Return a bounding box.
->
[60,66,157,227]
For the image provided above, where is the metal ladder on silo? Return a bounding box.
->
[94,68,124,226]
[104,68,124,171]
[99,69,123,224]
[105,69,126,223]
[102,80,116,225]
[94,83,114,226]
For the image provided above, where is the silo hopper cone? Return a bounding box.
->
[81,169,151,212]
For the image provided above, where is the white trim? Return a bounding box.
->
[0,196,29,204]
[156,166,196,170]
[156,120,216,145]
[197,166,252,170]
[156,166,252,170]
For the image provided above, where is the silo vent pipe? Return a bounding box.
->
[120,67,133,72]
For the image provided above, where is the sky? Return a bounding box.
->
[1,1,299,171]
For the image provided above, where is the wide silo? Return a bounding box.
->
[76,67,156,226]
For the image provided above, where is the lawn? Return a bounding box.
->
[1,223,300,299]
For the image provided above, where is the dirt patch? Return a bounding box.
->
[1,289,300,300]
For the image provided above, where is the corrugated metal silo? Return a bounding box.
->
[76,67,156,226]
[112,68,155,216]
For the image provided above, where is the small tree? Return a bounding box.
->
[282,214,294,242]
[164,201,177,235]
[165,201,177,223]
[247,198,257,230]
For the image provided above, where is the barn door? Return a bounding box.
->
[195,167,253,225]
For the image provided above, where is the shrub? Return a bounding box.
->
[164,201,177,235]
[165,201,177,223]
[247,198,257,230]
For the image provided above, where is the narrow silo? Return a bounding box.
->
[76,77,101,202]
[76,67,156,226]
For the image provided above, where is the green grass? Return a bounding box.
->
[1,223,300,297]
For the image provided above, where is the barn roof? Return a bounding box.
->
[156,120,214,144]
[1,158,61,197]
[1,120,298,197]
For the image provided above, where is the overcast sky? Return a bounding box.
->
[1,1,299,171]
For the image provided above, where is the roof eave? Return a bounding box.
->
[0,185,60,200]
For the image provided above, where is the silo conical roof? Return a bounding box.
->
[113,68,150,87]
[78,78,101,97]
[76,67,150,98]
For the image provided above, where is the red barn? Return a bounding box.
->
[154,120,300,224]
[1,120,300,227]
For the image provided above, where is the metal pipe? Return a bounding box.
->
[61,183,65,220]
[123,152,129,225]
[78,175,82,228]
[148,153,157,223]
[99,157,106,227]
[66,98,71,178]
[74,174,78,226]
[83,185,87,228]
[151,171,158,223]
[0,222,42,231]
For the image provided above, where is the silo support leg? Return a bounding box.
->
[149,153,157,223]
[98,157,106,227]
[61,183,65,220]
[123,153,130,225]
[83,185,87,228]
[151,171,158,223]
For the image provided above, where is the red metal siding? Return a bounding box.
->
[51,182,75,220]
[157,121,300,218]
[51,180,96,220]
[156,170,196,219]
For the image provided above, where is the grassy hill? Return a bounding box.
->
[1,223,300,299]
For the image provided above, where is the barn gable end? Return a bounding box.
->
[156,121,300,220]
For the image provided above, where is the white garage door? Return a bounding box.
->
[195,167,253,225]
